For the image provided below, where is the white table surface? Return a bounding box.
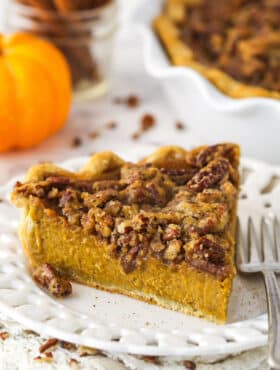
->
[0,1,269,369]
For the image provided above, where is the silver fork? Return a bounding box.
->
[237,216,280,369]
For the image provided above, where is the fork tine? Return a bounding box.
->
[236,215,280,367]
[274,217,280,262]
[248,216,262,263]
[262,216,277,263]
[236,217,248,265]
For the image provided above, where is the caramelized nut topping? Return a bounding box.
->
[13,143,239,278]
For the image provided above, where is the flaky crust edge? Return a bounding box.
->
[13,145,208,184]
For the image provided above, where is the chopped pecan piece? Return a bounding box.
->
[141,114,156,131]
[163,224,181,241]
[39,338,58,353]
[32,264,72,297]
[117,220,133,234]
[140,355,161,365]
[60,340,77,351]
[95,212,114,238]
[151,240,165,253]
[127,95,139,108]
[71,137,82,148]
[121,245,140,273]
[164,239,182,261]
[0,332,9,340]
[175,121,186,130]
[183,360,196,370]
[160,167,197,185]
[113,94,140,108]
[69,358,80,369]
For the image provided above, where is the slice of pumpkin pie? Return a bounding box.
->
[11,144,240,323]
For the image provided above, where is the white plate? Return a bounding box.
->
[0,147,279,360]
[134,0,280,164]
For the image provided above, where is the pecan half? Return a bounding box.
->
[194,145,220,167]
[32,264,72,297]
[39,338,58,353]
[186,158,229,192]
[188,144,239,168]
[186,237,228,278]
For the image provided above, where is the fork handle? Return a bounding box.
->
[263,272,280,369]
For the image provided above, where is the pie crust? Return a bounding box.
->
[154,0,280,99]
[11,144,240,323]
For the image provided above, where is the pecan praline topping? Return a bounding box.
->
[14,144,239,279]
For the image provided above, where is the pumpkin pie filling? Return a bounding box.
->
[11,144,240,323]
[154,0,280,98]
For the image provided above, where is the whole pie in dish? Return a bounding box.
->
[11,144,240,323]
[154,0,280,99]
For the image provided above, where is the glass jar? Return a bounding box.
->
[7,0,118,100]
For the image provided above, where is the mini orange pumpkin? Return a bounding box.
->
[0,33,72,152]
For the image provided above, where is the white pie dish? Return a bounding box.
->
[134,0,280,164]
[2,145,280,360]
